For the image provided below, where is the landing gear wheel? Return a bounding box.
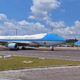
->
[15,45,19,50]
[50,46,54,51]
[22,46,26,50]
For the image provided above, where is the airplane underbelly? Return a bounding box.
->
[36,41,64,46]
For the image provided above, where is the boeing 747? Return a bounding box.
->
[0,33,65,50]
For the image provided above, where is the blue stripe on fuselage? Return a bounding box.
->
[0,33,65,42]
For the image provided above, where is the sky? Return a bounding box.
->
[0,0,80,39]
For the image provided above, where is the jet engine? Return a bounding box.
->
[8,43,18,50]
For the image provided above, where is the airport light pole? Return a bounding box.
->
[16,29,18,36]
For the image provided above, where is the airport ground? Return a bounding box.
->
[0,47,80,80]
[0,66,80,80]
[0,47,80,61]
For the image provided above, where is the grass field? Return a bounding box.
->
[0,55,80,70]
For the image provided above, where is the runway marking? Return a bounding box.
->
[42,50,49,52]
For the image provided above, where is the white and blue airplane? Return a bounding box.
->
[75,41,80,46]
[0,33,65,50]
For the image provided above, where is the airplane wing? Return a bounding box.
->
[0,41,8,45]
[0,41,40,48]
[15,41,40,47]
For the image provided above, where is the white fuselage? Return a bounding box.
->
[0,33,65,46]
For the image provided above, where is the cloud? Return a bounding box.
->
[17,20,51,34]
[46,20,65,28]
[29,0,66,35]
[0,15,51,35]
[0,0,80,40]
[18,20,29,26]
[53,20,80,39]
[17,20,80,39]
[0,13,80,39]
[0,14,7,20]
[4,22,15,27]
[29,0,60,20]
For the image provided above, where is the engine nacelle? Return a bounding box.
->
[8,43,18,50]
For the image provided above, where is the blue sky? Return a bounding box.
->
[0,0,80,39]
[52,0,80,25]
[0,0,32,20]
[0,0,80,25]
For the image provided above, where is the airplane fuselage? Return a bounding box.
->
[0,33,65,50]
[0,33,65,46]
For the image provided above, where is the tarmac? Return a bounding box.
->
[0,66,80,80]
[0,47,80,80]
[0,47,80,61]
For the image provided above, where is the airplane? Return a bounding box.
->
[0,33,65,50]
[75,41,80,46]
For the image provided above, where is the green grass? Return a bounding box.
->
[0,55,80,70]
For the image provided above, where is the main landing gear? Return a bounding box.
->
[21,46,26,50]
[50,46,54,51]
